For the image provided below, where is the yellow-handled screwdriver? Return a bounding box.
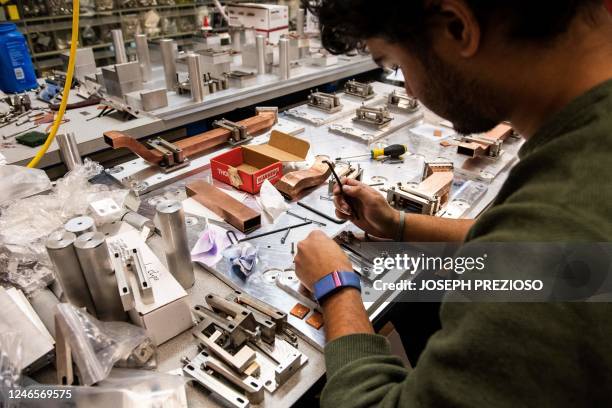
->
[335,144,408,161]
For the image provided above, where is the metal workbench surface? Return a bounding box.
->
[32,81,520,407]
[1,54,377,169]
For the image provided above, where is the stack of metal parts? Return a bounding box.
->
[183,292,306,407]
[102,62,143,99]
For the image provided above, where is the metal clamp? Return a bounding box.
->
[353,105,393,129]
[146,137,189,172]
[344,79,376,100]
[214,118,251,146]
[307,91,343,113]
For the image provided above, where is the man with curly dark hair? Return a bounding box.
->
[294,1,612,406]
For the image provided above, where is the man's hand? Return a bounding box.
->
[295,230,353,291]
[333,178,400,239]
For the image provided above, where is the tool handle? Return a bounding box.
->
[371,144,407,159]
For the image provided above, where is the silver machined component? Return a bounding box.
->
[155,200,194,289]
[296,8,305,37]
[182,357,250,408]
[196,350,264,404]
[232,30,242,52]
[279,38,290,80]
[129,247,154,302]
[111,29,128,64]
[187,53,205,103]
[387,89,419,112]
[193,330,257,373]
[64,216,96,236]
[56,132,82,171]
[29,288,60,338]
[74,232,127,322]
[353,105,393,129]
[135,34,152,82]
[146,138,188,171]
[140,88,168,111]
[213,118,250,145]
[109,245,134,311]
[344,80,376,100]
[160,39,178,91]
[307,91,343,113]
[45,230,96,315]
[256,35,266,75]
[120,211,155,237]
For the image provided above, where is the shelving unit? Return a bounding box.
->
[7,0,273,75]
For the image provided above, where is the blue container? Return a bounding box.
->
[0,23,38,93]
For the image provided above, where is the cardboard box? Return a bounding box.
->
[211,130,309,194]
[106,226,193,346]
[227,3,289,44]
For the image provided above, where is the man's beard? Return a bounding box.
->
[416,51,505,135]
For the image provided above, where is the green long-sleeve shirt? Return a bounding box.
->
[322,79,612,407]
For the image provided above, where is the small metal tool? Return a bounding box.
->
[280,227,291,244]
[323,160,359,220]
[286,210,327,227]
[232,222,312,243]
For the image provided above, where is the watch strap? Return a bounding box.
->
[313,270,361,303]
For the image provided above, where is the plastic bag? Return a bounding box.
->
[0,165,51,206]
[0,160,127,294]
[0,332,22,407]
[55,303,157,385]
[18,369,188,408]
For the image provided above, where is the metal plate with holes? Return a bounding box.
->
[285,93,377,127]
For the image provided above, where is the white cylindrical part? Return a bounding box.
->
[135,34,152,82]
[297,8,305,37]
[111,29,128,64]
[64,216,96,236]
[56,132,82,171]
[279,38,290,81]
[232,30,242,52]
[160,39,178,91]
[186,53,205,103]
[256,35,266,75]
[156,200,194,289]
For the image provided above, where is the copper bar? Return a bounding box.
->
[186,180,261,233]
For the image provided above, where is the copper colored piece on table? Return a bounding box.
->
[433,129,443,137]
[440,140,452,147]
[103,109,278,166]
[290,303,310,319]
[274,155,333,200]
[306,311,324,329]
[186,180,261,233]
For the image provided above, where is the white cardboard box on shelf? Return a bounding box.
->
[105,225,193,346]
[227,3,289,43]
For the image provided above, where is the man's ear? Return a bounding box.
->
[436,0,481,57]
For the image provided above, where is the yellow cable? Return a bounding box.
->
[27,0,80,168]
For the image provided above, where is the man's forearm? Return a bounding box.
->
[321,288,374,342]
[402,213,475,242]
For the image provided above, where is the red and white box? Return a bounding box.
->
[227,3,289,44]
[210,130,309,194]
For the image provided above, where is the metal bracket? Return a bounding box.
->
[344,79,376,100]
[213,118,252,146]
[307,91,343,113]
[353,105,393,129]
[145,137,189,172]
[387,89,419,112]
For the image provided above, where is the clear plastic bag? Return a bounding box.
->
[0,165,51,206]
[55,304,157,385]
[0,332,23,407]
[0,160,127,294]
[18,369,188,408]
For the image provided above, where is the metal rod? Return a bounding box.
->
[56,132,82,171]
[111,29,128,64]
[256,35,266,75]
[297,201,347,224]
[156,200,195,289]
[296,8,305,37]
[279,38,290,80]
[74,232,127,322]
[239,222,312,243]
[280,227,291,244]
[187,53,205,103]
[135,34,152,82]
[286,210,327,227]
[45,230,96,316]
[160,39,178,91]
[232,30,242,52]
[29,288,60,338]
